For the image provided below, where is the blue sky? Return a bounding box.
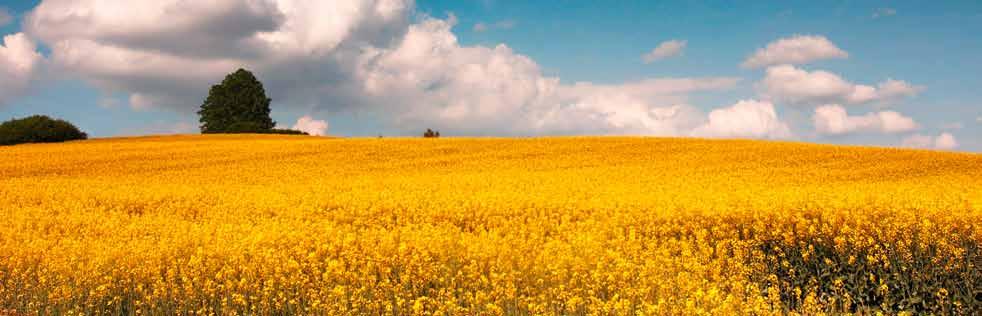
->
[1,0,980,151]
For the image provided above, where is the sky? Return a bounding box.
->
[0,1,980,151]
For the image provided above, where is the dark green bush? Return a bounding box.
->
[0,115,88,146]
[267,129,308,135]
[423,128,441,138]
[222,121,268,134]
[220,122,307,135]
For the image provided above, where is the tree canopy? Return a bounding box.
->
[198,69,275,133]
[0,115,88,145]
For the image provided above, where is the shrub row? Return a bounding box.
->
[0,115,87,146]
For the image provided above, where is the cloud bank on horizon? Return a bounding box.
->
[0,0,976,151]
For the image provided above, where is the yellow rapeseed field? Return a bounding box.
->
[1,134,980,315]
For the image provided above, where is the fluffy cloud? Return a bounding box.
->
[26,0,414,110]
[357,16,741,136]
[901,134,932,148]
[291,115,329,136]
[642,40,686,63]
[742,35,848,68]
[24,0,762,137]
[935,133,959,150]
[0,33,44,106]
[760,65,921,105]
[0,7,13,26]
[902,133,958,150]
[473,20,515,32]
[813,104,918,135]
[691,100,791,139]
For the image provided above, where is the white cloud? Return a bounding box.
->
[291,115,329,136]
[742,35,848,68]
[872,8,897,18]
[813,104,918,135]
[935,133,958,150]
[691,100,792,139]
[25,1,755,137]
[642,40,686,63]
[128,93,157,110]
[357,16,739,136]
[875,79,922,101]
[760,65,921,105]
[0,33,44,106]
[473,20,515,32]
[902,133,958,150]
[901,134,933,148]
[26,0,415,111]
[0,7,13,27]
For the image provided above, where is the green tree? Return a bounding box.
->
[0,115,87,145]
[198,68,275,133]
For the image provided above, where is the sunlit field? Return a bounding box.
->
[1,135,980,315]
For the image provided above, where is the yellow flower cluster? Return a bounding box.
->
[0,135,979,315]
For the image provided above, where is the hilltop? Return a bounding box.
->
[1,134,980,314]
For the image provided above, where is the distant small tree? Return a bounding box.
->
[0,115,87,145]
[423,129,441,138]
[198,68,275,133]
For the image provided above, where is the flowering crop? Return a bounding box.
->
[1,135,980,315]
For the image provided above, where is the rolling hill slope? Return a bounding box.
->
[1,135,980,314]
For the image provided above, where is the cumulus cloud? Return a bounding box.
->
[0,33,44,106]
[24,0,756,137]
[357,16,740,135]
[902,133,958,150]
[291,115,329,136]
[935,133,959,150]
[128,93,160,110]
[26,0,414,111]
[901,134,932,148]
[0,7,13,26]
[759,65,921,105]
[813,104,918,135]
[742,35,848,69]
[642,40,686,63]
[690,100,792,139]
[473,20,515,32]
